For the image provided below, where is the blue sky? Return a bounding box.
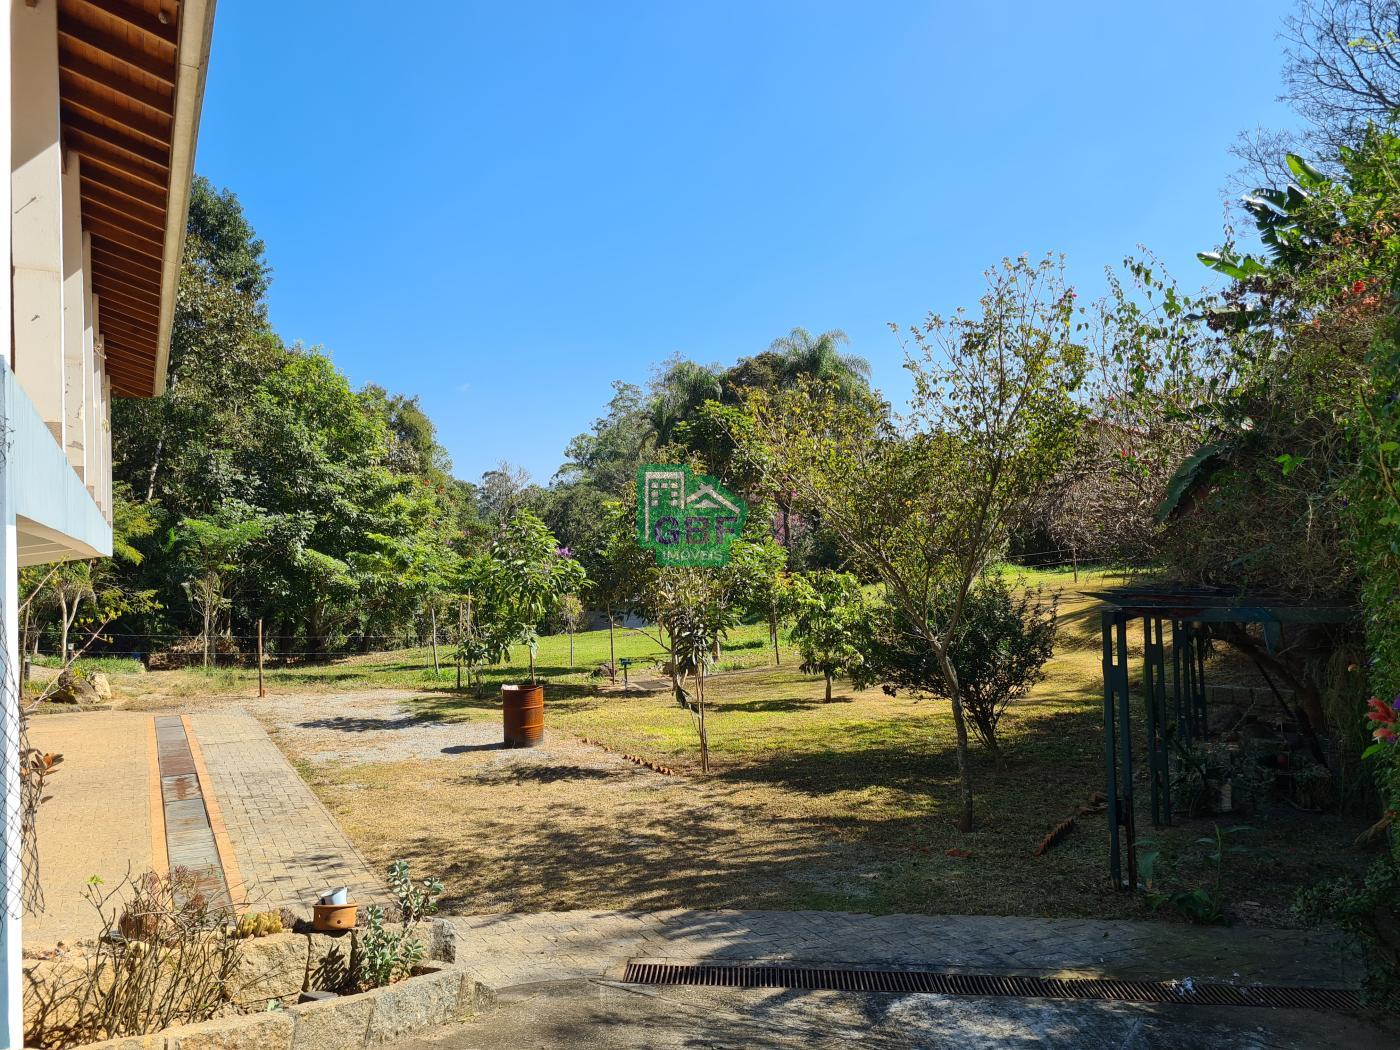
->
[194,1,1301,484]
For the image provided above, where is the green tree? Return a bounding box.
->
[731,255,1085,831]
[476,512,586,684]
[766,327,870,397]
[784,570,868,701]
[170,513,267,669]
[647,567,742,771]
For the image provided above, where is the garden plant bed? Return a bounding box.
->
[56,963,486,1050]
[25,922,489,1050]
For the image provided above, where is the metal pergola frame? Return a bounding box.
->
[1087,587,1356,891]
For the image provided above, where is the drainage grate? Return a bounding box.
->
[621,962,1361,1012]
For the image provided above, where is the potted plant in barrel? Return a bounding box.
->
[485,512,586,747]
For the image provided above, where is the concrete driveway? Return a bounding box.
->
[395,977,1392,1049]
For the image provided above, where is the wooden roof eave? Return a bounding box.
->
[151,0,217,397]
[57,0,217,398]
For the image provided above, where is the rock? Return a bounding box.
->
[49,668,102,705]
[23,957,93,1043]
[289,992,373,1049]
[229,933,309,1004]
[305,931,352,992]
[364,966,463,1044]
[166,1011,293,1050]
[91,671,113,700]
[69,1036,167,1050]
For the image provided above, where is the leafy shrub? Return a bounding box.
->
[858,574,1057,765]
[354,860,443,990]
[1296,855,1400,1013]
[1140,825,1250,926]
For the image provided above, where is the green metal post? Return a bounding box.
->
[1115,611,1137,889]
[1101,608,1120,888]
[1143,616,1170,826]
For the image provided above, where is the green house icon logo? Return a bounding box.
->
[637,465,748,566]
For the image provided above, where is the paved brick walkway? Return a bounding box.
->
[188,708,384,912]
[446,909,1361,992]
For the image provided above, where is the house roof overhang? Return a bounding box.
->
[57,0,217,397]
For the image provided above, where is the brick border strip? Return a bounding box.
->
[181,714,249,913]
[146,716,168,878]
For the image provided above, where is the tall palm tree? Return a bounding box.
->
[648,359,723,448]
[767,327,871,396]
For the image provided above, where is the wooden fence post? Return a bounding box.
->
[257,618,266,698]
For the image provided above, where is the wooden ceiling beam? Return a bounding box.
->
[91,265,162,303]
[91,237,164,282]
[62,78,171,149]
[90,282,163,325]
[81,174,166,229]
[103,361,155,393]
[90,252,161,291]
[59,51,173,116]
[103,316,159,346]
[101,338,158,374]
[80,161,167,210]
[62,109,170,170]
[83,192,166,242]
[84,212,165,261]
[91,267,162,304]
[103,336,159,365]
[101,342,156,369]
[57,20,175,85]
[69,0,180,46]
[67,129,168,193]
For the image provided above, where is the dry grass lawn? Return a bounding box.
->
[273,569,1369,925]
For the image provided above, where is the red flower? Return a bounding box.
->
[1368,697,1396,725]
[1353,279,1367,295]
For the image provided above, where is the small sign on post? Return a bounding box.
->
[636,465,748,567]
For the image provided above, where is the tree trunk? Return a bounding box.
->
[145,432,164,502]
[57,592,71,661]
[933,645,976,833]
[430,605,440,675]
[569,629,574,668]
[769,608,780,666]
[824,671,832,703]
[20,606,32,685]
[608,613,617,683]
[697,667,710,773]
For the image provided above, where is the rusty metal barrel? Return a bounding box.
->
[501,683,545,747]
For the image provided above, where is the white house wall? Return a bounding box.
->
[8,0,112,560]
[10,0,64,450]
